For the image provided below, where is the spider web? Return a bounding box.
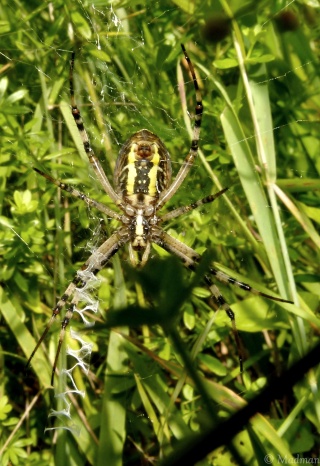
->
[45,268,99,434]
[2,0,319,446]
[45,2,319,437]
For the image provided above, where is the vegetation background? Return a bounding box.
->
[0,0,319,465]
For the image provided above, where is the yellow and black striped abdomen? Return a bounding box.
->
[114,129,172,206]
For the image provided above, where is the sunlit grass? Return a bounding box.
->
[0,1,319,465]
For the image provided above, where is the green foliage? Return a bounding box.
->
[0,0,319,465]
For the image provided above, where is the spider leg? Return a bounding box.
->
[208,267,293,303]
[202,276,244,372]
[34,168,122,220]
[160,187,228,223]
[152,229,244,371]
[156,44,203,210]
[26,229,129,385]
[156,230,292,304]
[153,229,292,369]
[70,53,124,208]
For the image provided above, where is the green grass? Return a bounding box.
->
[0,1,319,465]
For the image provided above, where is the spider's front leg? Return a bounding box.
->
[26,230,128,385]
[152,228,292,372]
[152,228,244,370]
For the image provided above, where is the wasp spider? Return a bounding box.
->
[27,45,292,385]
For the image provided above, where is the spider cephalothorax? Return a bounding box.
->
[27,45,292,385]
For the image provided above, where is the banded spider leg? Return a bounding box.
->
[152,228,293,371]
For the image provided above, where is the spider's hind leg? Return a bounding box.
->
[69,52,122,207]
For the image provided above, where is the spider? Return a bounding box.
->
[27,44,292,385]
